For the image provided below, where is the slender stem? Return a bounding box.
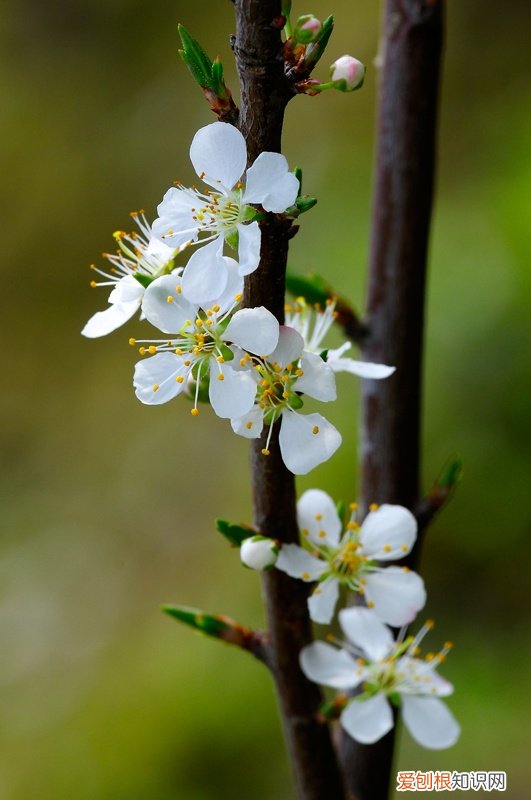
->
[339,2,445,799]
[233,2,345,798]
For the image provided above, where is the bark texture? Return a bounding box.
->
[339,2,445,799]
[233,2,345,798]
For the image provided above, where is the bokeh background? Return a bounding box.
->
[1,1,530,798]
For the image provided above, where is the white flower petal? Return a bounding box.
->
[279,411,341,475]
[267,326,304,366]
[401,695,460,750]
[152,186,199,247]
[190,122,247,192]
[201,257,243,314]
[236,221,261,276]
[222,307,279,355]
[209,362,257,419]
[133,352,189,405]
[340,693,394,744]
[144,236,177,265]
[230,407,264,439]
[275,544,327,581]
[181,237,227,304]
[338,607,394,662]
[242,152,299,212]
[81,300,140,338]
[364,567,426,627]
[299,642,361,690]
[359,504,417,561]
[308,577,340,624]
[296,352,337,401]
[328,353,396,379]
[297,488,342,548]
[141,274,197,334]
[397,657,454,697]
[108,275,145,305]
[240,536,277,571]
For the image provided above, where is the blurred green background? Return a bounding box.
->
[1,1,530,798]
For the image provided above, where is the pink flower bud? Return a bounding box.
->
[330,55,365,91]
[294,15,322,44]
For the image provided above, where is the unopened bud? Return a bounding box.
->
[330,55,365,91]
[240,536,278,571]
[294,15,322,44]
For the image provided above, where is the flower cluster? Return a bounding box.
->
[83,122,394,474]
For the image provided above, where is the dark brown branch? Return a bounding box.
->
[233,2,346,798]
[339,2,445,799]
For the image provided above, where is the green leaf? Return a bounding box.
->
[162,605,232,638]
[210,57,226,97]
[295,196,317,214]
[304,15,334,71]
[215,518,255,547]
[286,270,333,306]
[178,24,214,88]
[294,166,303,195]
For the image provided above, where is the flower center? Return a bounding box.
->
[332,541,366,577]
[192,189,248,236]
[254,360,304,423]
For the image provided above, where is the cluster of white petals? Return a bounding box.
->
[275,489,426,624]
[153,122,300,304]
[285,298,395,379]
[300,608,460,750]
[82,213,178,338]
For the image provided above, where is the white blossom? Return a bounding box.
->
[82,212,178,338]
[153,122,299,304]
[285,297,395,379]
[300,608,460,750]
[132,267,279,419]
[275,489,426,624]
[230,326,341,475]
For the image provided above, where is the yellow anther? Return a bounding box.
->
[261,448,270,456]
[89,280,97,288]
[205,319,213,327]
[367,601,375,608]
[245,421,253,430]
[216,356,225,363]
[175,348,183,355]
[425,619,435,630]
[302,572,310,580]
[128,338,136,346]
[148,346,157,354]
[425,652,435,661]
[261,380,270,387]
[212,304,220,312]
[369,503,379,511]
[301,528,309,536]
[349,502,358,511]
[444,641,454,650]
[326,633,335,642]
[312,425,319,435]
[195,318,203,327]
[402,566,410,573]
[112,230,126,240]
[383,545,392,553]
[176,376,184,384]
[176,285,182,293]
[356,658,366,666]
[217,374,225,381]
[184,360,191,366]
[240,358,247,367]
[295,369,304,377]
[318,530,326,538]
[315,514,323,521]
[167,295,174,303]
[347,521,359,531]
[314,588,322,595]
[191,408,199,417]
[152,384,159,392]
[139,347,146,355]
[282,391,290,399]
[235,293,242,302]
[401,545,408,552]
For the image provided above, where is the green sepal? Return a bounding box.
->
[303,15,334,71]
[320,349,329,362]
[162,605,233,639]
[215,518,255,547]
[336,499,346,524]
[225,229,239,250]
[133,272,155,289]
[294,166,303,196]
[178,24,214,89]
[287,394,304,410]
[388,691,402,708]
[296,196,318,214]
[286,270,332,306]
